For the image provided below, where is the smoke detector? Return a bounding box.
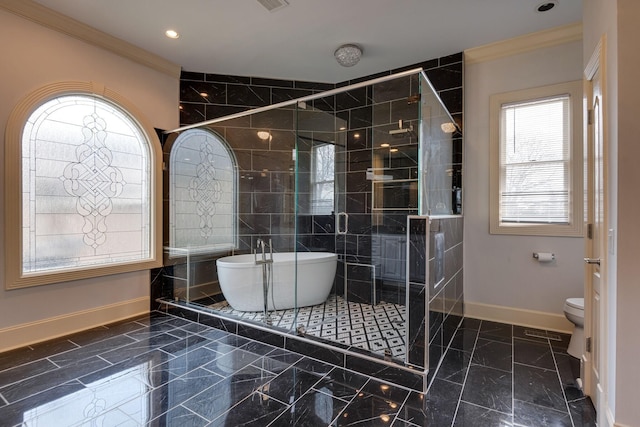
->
[257,0,289,12]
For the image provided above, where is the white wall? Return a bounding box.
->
[0,9,179,350]
[614,3,640,423]
[583,1,640,425]
[464,39,584,328]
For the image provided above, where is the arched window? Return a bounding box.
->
[4,82,162,289]
[169,128,237,253]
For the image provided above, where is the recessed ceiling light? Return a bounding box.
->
[165,29,180,39]
[380,143,390,148]
[199,92,208,98]
[536,1,557,12]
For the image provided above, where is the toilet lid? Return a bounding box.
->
[566,298,584,310]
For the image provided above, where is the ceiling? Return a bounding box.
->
[33,0,582,83]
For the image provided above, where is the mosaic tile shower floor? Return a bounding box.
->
[209,295,408,359]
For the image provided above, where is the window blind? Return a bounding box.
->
[499,95,570,224]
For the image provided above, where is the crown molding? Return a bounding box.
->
[465,22,583,65]
[0,0,181,78]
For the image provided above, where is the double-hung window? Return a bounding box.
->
[310,143,335,215]
[489,81,583,236]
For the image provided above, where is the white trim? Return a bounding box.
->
[465,22,583,65]
[0,297,149,353]
[0,0,181,78]
[464,301,573,333]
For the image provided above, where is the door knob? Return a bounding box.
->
[584,258,601,265]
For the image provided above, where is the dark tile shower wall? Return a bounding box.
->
[427,217,464,378]
[155,53,462,305]
[335,54,464,305]
[152,54,463,389]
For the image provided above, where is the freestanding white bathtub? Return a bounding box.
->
[216,252,338,312]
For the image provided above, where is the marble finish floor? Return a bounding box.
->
[0,312,596,426]
[209,295,407,359]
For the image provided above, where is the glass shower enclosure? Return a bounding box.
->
[161,68,463,392]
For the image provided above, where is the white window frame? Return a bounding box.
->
[4,82,163,290]
[489,81,583,237]
[310,143,335,215]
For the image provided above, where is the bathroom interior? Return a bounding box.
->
[155,61,464,392]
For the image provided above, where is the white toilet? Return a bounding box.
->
[563,297,585,359]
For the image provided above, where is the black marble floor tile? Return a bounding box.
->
[182,366,276,421]
[0,356,110,404]
[472,338,512,372]
[0,381,86,427]
[0,358,58,389]
[49,334,137,367]
[195,327,229,342]
[449,327,478,353]
[453,401,513,426]
[270,388,349,426]
[0,312,598,427]
[241,339,279,356]
[461,364,512,413]
[514,399,572,427]
[149,404,210,427]
[100,333,182,364]
[0,338,79,372]
[514,338,556,370]
[261,365,324,404]
[334,391,401,426]
[361,378,410,403]
[66,318,146,346]
[549,331,572,352]
[77,348,171,386]
[217,334,253,348]
[126,317,191,340]
[435,348,471,384]
[204,348,264,377]
[554,352,584,402]
[207,391,288,427]
[569,397,597,427]
[478,320,513,344]
[313,367,370,402]
[160,333,210,355]
[513,363,567,412]
[294,356,335,375]
[399,379,462,426]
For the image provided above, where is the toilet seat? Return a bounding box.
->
[566,298,584,310]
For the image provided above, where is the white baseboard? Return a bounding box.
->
[0,297,150,353]
[465,301,573,333]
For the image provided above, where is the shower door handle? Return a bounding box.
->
[336,212,349,235]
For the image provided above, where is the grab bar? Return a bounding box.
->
[336,212,349,235]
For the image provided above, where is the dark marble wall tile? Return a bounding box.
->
[160,53,464,384]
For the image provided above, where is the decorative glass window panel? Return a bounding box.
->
[21,95,151,274]
[169,129,237,253]
[311,143,335,215]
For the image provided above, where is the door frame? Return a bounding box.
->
[583,35,609,424]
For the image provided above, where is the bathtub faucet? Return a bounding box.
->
[255,237,273,326]
[255,238,273,265]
